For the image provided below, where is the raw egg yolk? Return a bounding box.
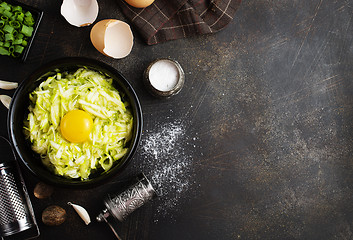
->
[60,110,93,143]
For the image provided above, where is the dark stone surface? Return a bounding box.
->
[0,0,353,239]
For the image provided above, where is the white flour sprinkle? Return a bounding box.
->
[138,121,194,219]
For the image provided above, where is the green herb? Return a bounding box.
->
[0,1,35,58]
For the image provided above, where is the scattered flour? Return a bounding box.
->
[137,120,195,220]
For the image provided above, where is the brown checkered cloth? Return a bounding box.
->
[116,0,242,45]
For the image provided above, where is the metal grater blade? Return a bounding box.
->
[0,137,38,238]
[0,166,28,225]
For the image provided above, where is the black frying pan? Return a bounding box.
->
[7,57,143,188]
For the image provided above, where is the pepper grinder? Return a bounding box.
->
[96,173,156,239]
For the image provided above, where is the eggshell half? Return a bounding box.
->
[61,0,99,27]
[90,19,134,59]
[90,19,110,53]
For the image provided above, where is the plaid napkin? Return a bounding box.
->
[116,0,242,45]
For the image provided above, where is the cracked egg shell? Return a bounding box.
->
[90,19,134,59]
[61,0,99,27]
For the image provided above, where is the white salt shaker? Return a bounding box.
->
[143,58,185,98]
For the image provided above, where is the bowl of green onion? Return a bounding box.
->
[0,0,43,61]
[8,57,143,188]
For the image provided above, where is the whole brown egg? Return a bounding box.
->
[124,0,155,8]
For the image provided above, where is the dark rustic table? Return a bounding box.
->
[0,0,353,239]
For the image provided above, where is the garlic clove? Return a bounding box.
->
[68,202,91,225]
[61,0,99,27]
[0,80,18,90]
[0,95,11,109]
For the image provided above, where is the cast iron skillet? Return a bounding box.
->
[8,57,143,188]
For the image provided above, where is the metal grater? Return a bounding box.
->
[0,163,32,236]
[0,137,38,238]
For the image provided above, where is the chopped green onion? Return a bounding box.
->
[24,16,33,26]
[3,24,13,33]
[14,44,23,53]
[12,6,22,12]
[0,2,10,11]
[2,10,12,18]
[0,1,36,58]
[4,33,13,41]
[20,24,32,37]
[15,12,23,21]
[9,20,20,29]
[13,38,21,44]
[0,46,9,55]
[8,44,13,53]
